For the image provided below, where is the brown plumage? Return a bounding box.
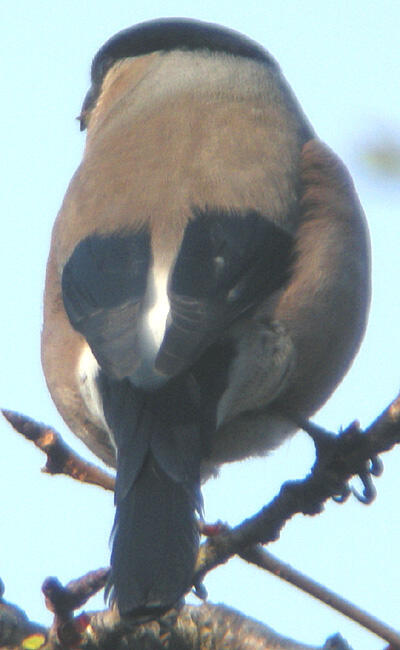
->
[42,18,370,617]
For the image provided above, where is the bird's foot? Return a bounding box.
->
[298,418,383,505]
[198,519,228,537]
[193,520,229,601]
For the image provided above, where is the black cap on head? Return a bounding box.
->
[79,18,274,130]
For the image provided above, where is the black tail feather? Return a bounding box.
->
[100,373,202,617]
[110,452,200,616]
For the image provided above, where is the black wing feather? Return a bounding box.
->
[62,230,150,379]
[156,208,293,376]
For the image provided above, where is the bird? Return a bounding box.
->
[41,17,370,619]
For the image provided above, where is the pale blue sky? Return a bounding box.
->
[1,2,400,649]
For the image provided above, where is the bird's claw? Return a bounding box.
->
[198,520,228,537]
[351,468,377,504]
[369,455,384,477]
[299,418,382,506]
[332,484,351,504]
[193,581,208,601]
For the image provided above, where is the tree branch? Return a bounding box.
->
[0,586,351,650]
[240,546,400,648]
[194,392,400,583]
[1,409,115,491]
[0,579,46,649]
[2,394,400,647]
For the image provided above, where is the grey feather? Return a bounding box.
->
[110,453,200,616]
[100,374,202,615]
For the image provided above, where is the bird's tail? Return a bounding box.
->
[102,375,202,617]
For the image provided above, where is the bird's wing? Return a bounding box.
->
[61,229,150,380]
[156,207,294,377]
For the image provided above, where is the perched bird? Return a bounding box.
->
[41,18,370,618]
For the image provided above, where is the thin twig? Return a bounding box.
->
[240,546,400,648]
[1,409,115,491]
[3,394,400,647]
[42,568,109,648]
[195,392,400,581]
[43,568,110,616]
[194,393,400,647]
